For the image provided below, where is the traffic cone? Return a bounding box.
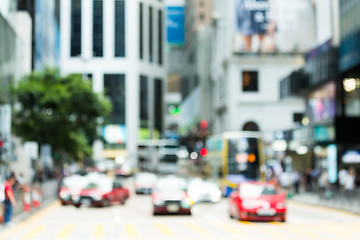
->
[23,185,31,212]
[0,203,3,223]
[32,187,42,208]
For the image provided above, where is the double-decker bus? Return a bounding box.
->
[206,131,265,196]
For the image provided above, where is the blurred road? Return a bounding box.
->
[1,180,360,240]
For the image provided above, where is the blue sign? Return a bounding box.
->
[167,7,185,45]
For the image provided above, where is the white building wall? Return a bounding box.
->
[60,0,166,165]
[211,0,307,143]
[8,12,32,79]
[222,57,305,141]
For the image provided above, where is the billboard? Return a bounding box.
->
[167,7,185,45]
[233,0,315,53]
[102,125,127,144]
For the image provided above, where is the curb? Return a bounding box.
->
[289,197,360,216]
[0,196,58,232]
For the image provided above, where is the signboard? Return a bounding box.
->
[102,125,127,144]
[167,6,185,45]
[233,0,315,53]
[314,126,335,142]
[343,150,360,164]
[308,82,336,123]
[326,144,337,184]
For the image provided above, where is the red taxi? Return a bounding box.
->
[58,174,87,205]
[151,177,193,215]
[71,173,129,208]
[229,181,286,222]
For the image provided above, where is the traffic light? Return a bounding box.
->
[200,148,208,157]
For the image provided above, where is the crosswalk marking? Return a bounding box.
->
[21,224,45,239]
[93,224,105,238]
[154,222,175,236]
[185,222,209,235]
[297,222,353,238]
[214,223,247,236]
[56,224,75,239]
[239,221,286,237]
[270,222,321,239]
[124,224,138,237]
[4,219,360,239]
[323,221,360,234]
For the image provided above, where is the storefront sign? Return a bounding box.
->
[342,150,360,164]
[314,126,335,142]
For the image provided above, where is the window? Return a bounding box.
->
[71,0,82,57]
[140,75,148,128]
[115,0,125,57]
[104,74,126,124]
[199,14,205,21]
[93,0,103,57]
[242,71,258,92]
[154,78,163,133]
[158,10,163,65]
[149,6,153,62]
[139,3,144,60]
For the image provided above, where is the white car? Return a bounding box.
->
[188,178,222,203]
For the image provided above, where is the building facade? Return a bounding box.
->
[0,0,32,182]
[279,0,343,177]
[210,0,315,144]
[60,0,166,164]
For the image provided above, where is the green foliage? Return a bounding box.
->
[12,68,111,163]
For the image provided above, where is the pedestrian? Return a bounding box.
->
[292,171,301,194]
[338,167,348,192]
[344,168,356,201]
[304,168,313,192]
[318,169,329,198]
[3,172,17,225]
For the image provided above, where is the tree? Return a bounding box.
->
[12,68,111,165]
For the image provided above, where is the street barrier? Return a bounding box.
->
[32,187,42,208]
[23,185,31,212]
[0,203,3,223]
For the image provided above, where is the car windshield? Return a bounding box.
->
[154,178,187,193]
[135,173,157,183]
[61,175,87,190]
[239,183,277,198]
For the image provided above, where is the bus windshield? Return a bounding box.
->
[228,137,259,179]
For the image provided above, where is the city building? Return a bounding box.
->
[15,0,60,71]
[210,0,316,147]
[279,0,341,175]
[0,0,32,182]
[164,0,185,139]
[60,0,166,165]
[177,0,213,151]
[337,0,360,172]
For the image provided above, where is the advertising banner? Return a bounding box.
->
[167,7,185,45]
[102,125,127,144]
[233,0,315,53]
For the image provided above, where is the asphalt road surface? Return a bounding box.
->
[1,181,360,240]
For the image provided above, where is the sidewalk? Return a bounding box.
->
[0,179,59,230]
[290,189,360,214]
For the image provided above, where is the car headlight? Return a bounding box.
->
[92,194,102,201]
[71,194,80,202]
[153,199,165,206]
[60,190,69,199]
[276,202,286,209]
[181,197,194,207]
[188,191,198,202]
